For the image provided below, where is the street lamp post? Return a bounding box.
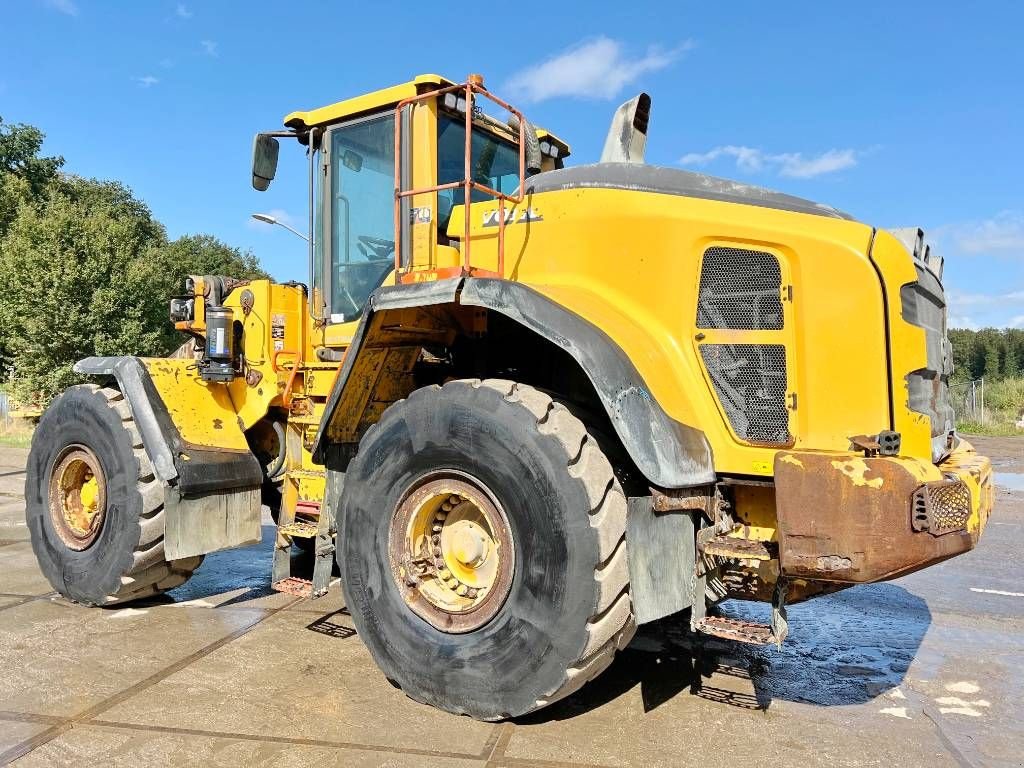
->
[251,213,309,242]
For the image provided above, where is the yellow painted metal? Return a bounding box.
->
[937,438,994,537]
[284,74,452,129]
[447,188,889,475]
[869,229,933,459]
[60,458,100,536]
[144,77,983,588]
[405,488,502,609]
[731,485,778,542]
[141,358,251,451]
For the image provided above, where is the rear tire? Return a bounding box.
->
[25,384,203,605]
[338,379,635,719]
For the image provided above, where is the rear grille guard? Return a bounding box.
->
[911,478,971,536]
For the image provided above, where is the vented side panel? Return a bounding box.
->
[697,247,783,330]
[700,344,790,444]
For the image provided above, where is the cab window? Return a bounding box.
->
[327,114,395,322]
[436,113,520,236]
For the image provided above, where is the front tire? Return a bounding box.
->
[26,384,202,605]
[338,379,634,719]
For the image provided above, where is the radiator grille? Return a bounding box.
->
[700,344,790,444]
[697,247,784,330]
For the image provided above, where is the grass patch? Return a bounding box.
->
[951,376,1024,436]
[957,420,1024,437]
[0,421,34,448]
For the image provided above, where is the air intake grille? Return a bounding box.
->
[697,247,783,330]
[700,344,790,444]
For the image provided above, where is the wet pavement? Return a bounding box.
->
[0,435,1021,767]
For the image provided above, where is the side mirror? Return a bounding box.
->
[252,134,280,191]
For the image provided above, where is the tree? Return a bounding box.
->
[0,175,266,405]
[139,234,267,353]
[0,117,63,236]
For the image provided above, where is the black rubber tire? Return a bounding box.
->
[338,379,635,720]
[25,384,203,606]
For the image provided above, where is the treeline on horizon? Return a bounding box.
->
[0,115,267,406]
[949,328,1024,382]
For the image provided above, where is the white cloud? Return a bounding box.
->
[945,289,1024,329]
[945,212,1024,255]
[133,75,159,88]
[201,39,218,57]
[175,3,192,19]
[43,0,78,16]
[948,315,977,330]
[680,145,859,179]
[505,37,691,103]
[159,58,175,69]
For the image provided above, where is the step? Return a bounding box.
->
[279,521,319,538]
[695,615,776,645]
[272,576,313,598]
[701,533,773,561]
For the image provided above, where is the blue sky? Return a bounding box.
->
[2,1,1022,328]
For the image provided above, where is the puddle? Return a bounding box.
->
[995,472,1024,492]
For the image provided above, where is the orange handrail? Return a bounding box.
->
[272,349,301,408]
[392,75,526,283]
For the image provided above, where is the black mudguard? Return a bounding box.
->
[313,278,715,489]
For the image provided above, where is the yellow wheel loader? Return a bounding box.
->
[25,74,994,720]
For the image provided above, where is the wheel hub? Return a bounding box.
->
[389,472,515,633]
[48,446,107,550]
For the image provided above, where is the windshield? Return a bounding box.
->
[328,114,396,322]
[436,113,520,234]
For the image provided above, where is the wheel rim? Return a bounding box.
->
[389,471,515,633]
[48,445,107,550]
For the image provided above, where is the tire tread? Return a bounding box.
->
[91,386,201,605]
[482,379,635,712]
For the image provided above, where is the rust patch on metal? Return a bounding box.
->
[696,615,775,645]
[774,451,981,583]
[702,533,773,561]
[651,485,712,513]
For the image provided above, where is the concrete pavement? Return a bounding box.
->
[1,436,1021,767]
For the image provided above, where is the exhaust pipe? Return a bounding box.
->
[600,93,651,164]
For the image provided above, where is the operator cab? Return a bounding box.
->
[251,74,569,326]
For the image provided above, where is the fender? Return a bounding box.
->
[74,355,262,558]
[313,278,715,489]
[74,356,263,493]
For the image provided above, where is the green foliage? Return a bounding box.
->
[0,115,267,407]
[0,118,64,236]
[954,376,1024,435]
[949,327,1024,382]
[957,419,1023,437]
[141,234,267,353]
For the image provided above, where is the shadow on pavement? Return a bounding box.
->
[142,517,932,724]
[520,582,930,723]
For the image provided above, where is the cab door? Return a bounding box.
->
[321,112,398,330]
